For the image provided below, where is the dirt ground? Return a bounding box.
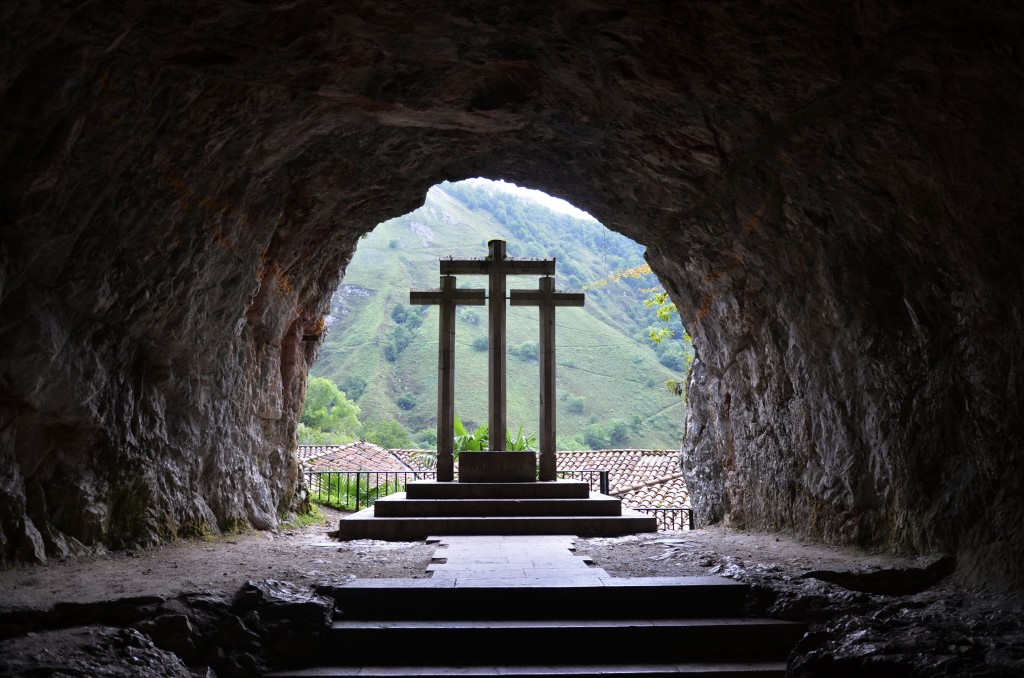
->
[0,505,924,611]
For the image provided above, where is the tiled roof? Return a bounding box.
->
[297,445,689,508]
[554,449,688,509]
[299,441,417,473]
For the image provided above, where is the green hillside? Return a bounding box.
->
[311,179,691,449]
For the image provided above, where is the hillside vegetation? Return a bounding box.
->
[310,179,692,450]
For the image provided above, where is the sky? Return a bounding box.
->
[464,178,598,222]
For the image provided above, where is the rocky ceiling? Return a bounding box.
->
[1,2,1022,587]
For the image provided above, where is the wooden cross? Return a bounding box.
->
[441,240,554,450]
[410,275,486,481]
[509,276,585,480]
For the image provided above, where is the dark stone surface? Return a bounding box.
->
[0,579,334,676]
[0,626,195,678]
[723,557,1024,677]
[800,554,956,596]
[1,1,1022,591]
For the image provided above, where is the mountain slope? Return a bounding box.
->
[312,180,687,449]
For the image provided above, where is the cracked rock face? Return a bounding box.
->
[1,2,1022,587]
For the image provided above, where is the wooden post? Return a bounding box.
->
[441,240,554,451]
[488,240,507,450]
[510,277,585,480]
[410,276,485,481]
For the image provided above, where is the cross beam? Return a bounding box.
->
[410,275,486,481]
[509,277,585,480]
[441,240,554,450]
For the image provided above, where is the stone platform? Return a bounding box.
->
[337,480,657,540]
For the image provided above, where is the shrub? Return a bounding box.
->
[361,419,412,449]
[565,394,585,414]
[608,419,630,446]
[512,341,538,361]
[583,424,610,450]
[471,336,489,352]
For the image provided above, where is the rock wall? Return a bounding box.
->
[2,2,1022,586]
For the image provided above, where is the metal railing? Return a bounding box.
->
[303,470,436,511]
[555,469,610,495]
[634,507,694,531]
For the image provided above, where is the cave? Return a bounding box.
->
[2,0,1023,673]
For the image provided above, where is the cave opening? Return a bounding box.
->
[303,177,694,455]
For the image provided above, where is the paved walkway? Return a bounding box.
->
[426,535,609,584]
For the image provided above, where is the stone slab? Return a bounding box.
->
[337,512,657,540]
[406,480,590,500]
[265,661,790,676]
[458,451,537,482]
[372,494,621,517]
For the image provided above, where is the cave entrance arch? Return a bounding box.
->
[304,178,692,458]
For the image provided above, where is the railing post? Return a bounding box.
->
[688,508,695,530]
[599,470,609,495]
[356,471,362,511]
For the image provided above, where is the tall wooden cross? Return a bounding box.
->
[510,276,585,480]
[410,275,486,481]
[441,240,554,450]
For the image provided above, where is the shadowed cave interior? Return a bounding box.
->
[1,1,1023,675]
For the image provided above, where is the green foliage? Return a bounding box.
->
[340,375,368,401]
[506,424,537,451]
[361,418,412,449]
[279,504,327,529]
[415,427,437,448]
[388,239,400,249]
[383,324,412,362]
[583,423,610,449]
[563,393,585,414]
[556,434,586,450]
[308,473,399,511]
[607,418,630,446]
[300,376,360,442]
[454,416,489,451]
[405,307,426,330]
[396,393,417,411]
[458,307,482,325]
[298,423,354,445]
[471,336,489,352]
[511,341,538,361]
[391,304,408,324]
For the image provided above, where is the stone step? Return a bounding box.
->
[405,480,592,500]
[372,493,622,517]
[317,576,751,620]
[321,617,805,664]
[337,509,656,540]
[266,661,790,677]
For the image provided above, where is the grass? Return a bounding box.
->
[280,504,328,529]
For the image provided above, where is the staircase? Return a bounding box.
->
[265,536,805,677]
[337,480,657,540]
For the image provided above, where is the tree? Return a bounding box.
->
[361,419,412,449]
[471,336,488,352]
[563,394,585,414]
[587,263,695,395]
[340,375,367,400]
[583,423,610,449]
[512,341,538,361]
[300,376,361,441]
[391,304,408,324]
[608,419,630,446]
